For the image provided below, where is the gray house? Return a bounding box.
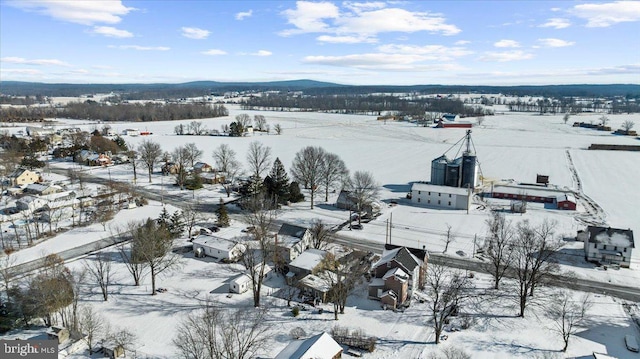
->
[579,226,634,268]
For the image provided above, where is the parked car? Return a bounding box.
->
[625,334,639,352]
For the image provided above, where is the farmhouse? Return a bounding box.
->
[8,168,41,186]
[192,227,247,262]
[193,161,213,173]
[441,113,460,121]
[489,184,577,210]
[275,332,343,359]
[369,245,428,305]
[579,226,634,268]
[275,223,313,263]
[410,183,471,210]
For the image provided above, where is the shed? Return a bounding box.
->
[556,193,577,210]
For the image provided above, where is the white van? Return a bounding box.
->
[625,334,639,352]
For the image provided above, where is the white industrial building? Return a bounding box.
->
[410,183,471,210]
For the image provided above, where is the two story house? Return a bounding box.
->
[579,226,634,268]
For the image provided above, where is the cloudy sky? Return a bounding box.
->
[1,0,639,85]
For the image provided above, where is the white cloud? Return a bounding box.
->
[235,10,253,20]
[0,68,43,75]
[536,38,575,48]
[92,26,133,38]
[480,50,533,62]
[493,39,520,48]
[110,45,171,51]
[377,44,473,59]
[303,53,465,72]
[572,1,640,27]
[8,0,134,25]
[539,18,571,29]
[280,1,340,35]
[252,50,272,57]
[181,27,210,40]
[1,56,70,66]
[316,35,377,43]
[202,49,227,56]
[280,1,460,40]
[455,40,470,45]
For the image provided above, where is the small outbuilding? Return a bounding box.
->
[556,193,577,210]
[192,234,246,262]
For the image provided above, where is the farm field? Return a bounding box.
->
[2,106,640,358]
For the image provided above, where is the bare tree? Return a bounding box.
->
[107,327,138,357]
[84,251,112,301]
[115,222,147,286]
[274,123,282,135]
[563,113,570,124]
[309,219,333,250]
[138,139,163,183]
[319,253,368,320]
[428,346,471,359]
[484,212,514,290]
[242,195,277,307]
[246,141,272,179]
[546,291,591,352]
[184,142,203,167]
[347,171,380,224]
[599,115,609,126]
[212,144,237,174]
[131,218,182,295]
[623,120,635,132]
[290,146,326,209]
[172,145,191,190]
[236,113,252,129]
[425,264,473,344]
[512,219,562,317]
[253,115,267,131]
[319,152,349,202]
[173,301,269,359]
[182,204,200,238]
[79,305,107,354]
[290,327,306,339]
[476,116,485,126]
[441,223,456,253]
[0,253,16,303]
[189,121,206,136]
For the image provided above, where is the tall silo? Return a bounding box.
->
[445,157,462,187]
[430,155,449,185]
[461,153,478,188]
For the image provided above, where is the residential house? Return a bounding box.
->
[410,183,471,210]
[441,113,460,121]
[275,332,343,359]
[192,226,248,262]
[25,183,62,196]
[275,223,313,263]
[297,271,336,304]
[579,226,634,268]
[162,162,181,175]
[8,168,41,186]
[200,172,225,184]
[336,190,382,217]
[16,196,48,212]
[229,264,272,294]
[287,249,328,279]
[193,161,213,173]
[47,326,70,344]
[368,245,429,307]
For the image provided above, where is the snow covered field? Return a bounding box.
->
[2,106,640,358]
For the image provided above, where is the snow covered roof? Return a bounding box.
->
[289,249,327,271]
[373,247,423,273]
[275,332,342,359]
[556,193,576,203]
[411,182,470,196]
[298,272,336,293]
[383,267,409,282]
[492,184,566,198]
[192,234,243,252]
[587,226,634,248]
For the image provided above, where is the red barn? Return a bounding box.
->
[556,194,577,210]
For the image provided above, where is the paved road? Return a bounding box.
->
[41,166,640,302]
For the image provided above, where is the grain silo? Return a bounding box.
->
[445,157,462,187]
[430,155,449,185]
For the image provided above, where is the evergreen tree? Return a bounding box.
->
[265,158,290,204]
[157,206,170,227]
[288,182,304,203]
[216,199,230,227]
[169,210,184,238]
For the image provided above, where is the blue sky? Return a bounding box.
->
[1,0,639,85]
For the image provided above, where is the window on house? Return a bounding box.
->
[427,200,431,204]
[449,194,452,198]
[417,198,420,203]
[438,193,441,197]
[624,248,627,252]
[438,200,441,205]
[428,191,431,195]
[418,191,421,195]
[448,201,451,206]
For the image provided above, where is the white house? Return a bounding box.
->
[229,264,272,294]
[288,249,327,278]
[275,332,343,359]
[123,128,139,136]
[410,183,471,210]
[275,224,313,263]
[579,226,634,268]
[192,234,246,262]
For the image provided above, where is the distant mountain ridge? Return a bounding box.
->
[0,80,638,98]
